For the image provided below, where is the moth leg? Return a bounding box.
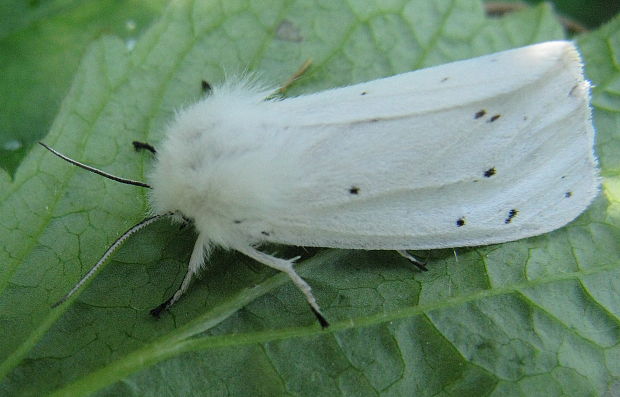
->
[150,234,207,317]
[132,140,157,154]
[178,215,193,231]
[396,250,428,271]
[236,245,329,328]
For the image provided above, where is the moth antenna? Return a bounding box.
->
[39,142,152,189]
[51,214,168,308]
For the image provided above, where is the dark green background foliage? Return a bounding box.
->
[1,1,619,396]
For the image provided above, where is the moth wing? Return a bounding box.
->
[247,41,598,249]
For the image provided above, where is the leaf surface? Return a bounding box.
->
[0,1,618,396]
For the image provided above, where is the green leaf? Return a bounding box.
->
[0,0,167,176]
[1,1,618,396]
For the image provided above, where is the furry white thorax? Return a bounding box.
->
[149,80,284,248]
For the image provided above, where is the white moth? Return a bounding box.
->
[44,40,598,327]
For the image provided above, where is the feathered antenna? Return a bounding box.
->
[51,214,168,307]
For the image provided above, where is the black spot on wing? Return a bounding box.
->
[565,192,572,198]
[201,80,212,93]
[474,110,486,119]
[360,91,368,96]
[456,217,466,227]
[488,114,501,123]
[569,84,578,97]
[349,186,360,195]
[504,209,518,224]
[484,167,496,178]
